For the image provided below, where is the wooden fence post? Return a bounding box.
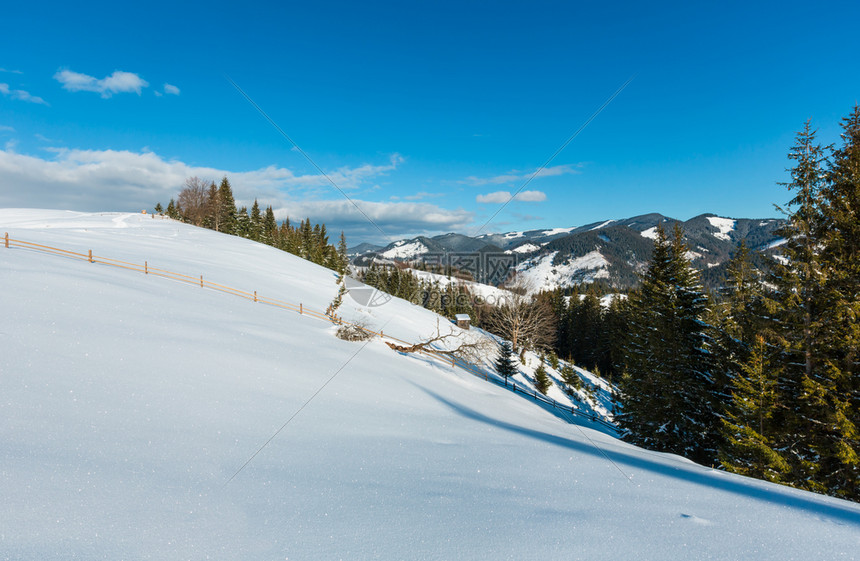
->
[200,275,203,287]
[145,261,148,274]
[88,250,93,263]
[299,303,303,315]
[254,291,257,302]
[4,232,8,248]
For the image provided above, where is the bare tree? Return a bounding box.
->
[484,280,556,353]
[177,176,211,226]
[386,320,495,364]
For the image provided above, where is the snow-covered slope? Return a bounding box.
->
[515,250,611,293]
[2,210,858,560]
[705,215,737,241]
[380,238,433,260]
[407,268,513,306]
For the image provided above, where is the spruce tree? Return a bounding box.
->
[299,218,313,260]
[720,241,766,346]
[279,218,294,253]
[604,295,630,380]
[217,177,237,234]
[235,206,252,239]
[713,241,790,479]
[202,182,219,230]
[720,335,790,482]
[618,224,719,463]
[577,293,604,372]
[534,363,552,394]
[263,206,278,246]
[560,363,582,395]
[767,121,833,493]
[495,341,517,379]
[166,198,180,220]
[817,106,860,498]
[337,231,349,275]
[250,199,263,242]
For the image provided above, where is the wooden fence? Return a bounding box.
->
[2,232,617,432]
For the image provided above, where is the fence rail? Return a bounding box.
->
[3,231,617,431]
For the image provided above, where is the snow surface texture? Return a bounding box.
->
[2,210,860,560]
[515,250,610,293]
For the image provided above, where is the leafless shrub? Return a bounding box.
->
[336,321,374,342]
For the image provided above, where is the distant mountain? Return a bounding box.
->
[351,213,786,291]
[347,242,383,256]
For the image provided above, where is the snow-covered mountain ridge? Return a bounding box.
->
[351,213,785,290]
[2,209,857,560]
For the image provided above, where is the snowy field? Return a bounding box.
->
[1,210,859,560]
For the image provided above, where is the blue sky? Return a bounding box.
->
[2,0,859,245]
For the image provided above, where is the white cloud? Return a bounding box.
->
[304,153,403,191]
[163,83,180,95]
[461,163,581,186]
[54,69,149,98]
[0,125,15,133]
[476,191,512,204]
[515,190,547,202]
[0,147,466,242]
[476,190,546,204]
[531,164,582,178]
[271,199,472,244]
[0,68,23,74]
[464,173,520,186]
[0,83,48,105]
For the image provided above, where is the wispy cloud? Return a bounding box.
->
[0,68,23,74]
[400,191,444,201]
[326,153,404,189]
[0,147,462,241]
[461,163,581,186]
[271,199,472,243]
[0,125,15,133]
[54,69,149,98]
[0,83,49,105]
[155,83,181,97]
[476,190,546,204]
